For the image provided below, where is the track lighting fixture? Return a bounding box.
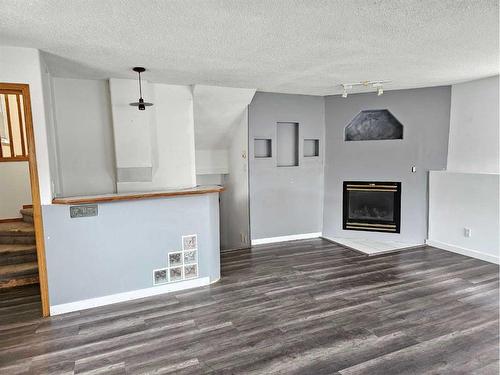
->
[372,82,384,96]
[339,80,390,98]
[341,84,351,98]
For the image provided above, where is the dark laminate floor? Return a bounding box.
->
[0,239,498,374]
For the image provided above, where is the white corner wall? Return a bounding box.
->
[428,75,500,264]
[0,162,31,219]
[447,75,499,174]
[428,171,499,264]
[52,78,116,196]
[0,46,53,203]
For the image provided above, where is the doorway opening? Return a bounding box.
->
[0,83,49,317]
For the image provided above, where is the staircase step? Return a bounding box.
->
[0,222,35,245]
[0,276,39,289]
[20,208,34,224]
[0,244,37,266]
[0,262,39,288]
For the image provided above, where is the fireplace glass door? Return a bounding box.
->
[343,182,401,233]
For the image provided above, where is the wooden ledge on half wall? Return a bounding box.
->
[52,185,225,205]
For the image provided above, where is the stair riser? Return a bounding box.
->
[21,214,34,224]
[0,253,37,266]
[0,236,36,245]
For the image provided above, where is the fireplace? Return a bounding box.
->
[343,181,401,233]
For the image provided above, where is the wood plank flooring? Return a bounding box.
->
[0,239,498,374]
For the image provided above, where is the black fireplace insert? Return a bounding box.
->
[343,181,401,233]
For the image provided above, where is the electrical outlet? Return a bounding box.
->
[464,228,472,237]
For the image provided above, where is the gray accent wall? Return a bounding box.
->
[249,92,325,240]
[323,86,451,244]
[43,193,220,305]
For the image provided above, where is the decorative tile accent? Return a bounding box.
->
[183,250,197,265]
[154,233,199,286]
[168,252,183,267]
[182,234,198,251]
[184,264,198,279]
[345,109,403,141]
[153,268,168,285]
[169,267,183,282]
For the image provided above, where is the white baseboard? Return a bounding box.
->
[50,276,212,316]
[426,239,499,264]
[251,232,322,246]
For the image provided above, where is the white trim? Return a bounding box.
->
[251,232,322,245]
[426,239,499,264]
[50,276,211,316]
[196,168,229,175]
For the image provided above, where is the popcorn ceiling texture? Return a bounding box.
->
[0,0,498,95]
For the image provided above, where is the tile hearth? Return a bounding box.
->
[328,237,423,255]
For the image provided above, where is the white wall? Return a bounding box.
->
[427,76,499,264]
[193,85,255,175]
[52,78,116,196]
[220,110,250,250]
[109,78,155,189]
[195,149,229,175]
[109,79,196,192]
[0,47,53,203]
[447,75,499,174]
[0,162,31,219]
[152,84,196,189]
[40,54,61,197]
[428,171,499,264]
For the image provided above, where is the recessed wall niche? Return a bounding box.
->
[304,139,319,157]
[277,122,299,167]
[254,138,272,158]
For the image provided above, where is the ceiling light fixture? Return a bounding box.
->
[339,80,390,98]
[372,82,384,96]
[130,67,153,110]
[341,84,351,98]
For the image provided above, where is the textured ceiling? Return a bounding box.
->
[0,0,498,95]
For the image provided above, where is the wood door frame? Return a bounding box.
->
[0,82,50,316]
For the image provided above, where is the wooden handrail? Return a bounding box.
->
[52,185,225,205]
